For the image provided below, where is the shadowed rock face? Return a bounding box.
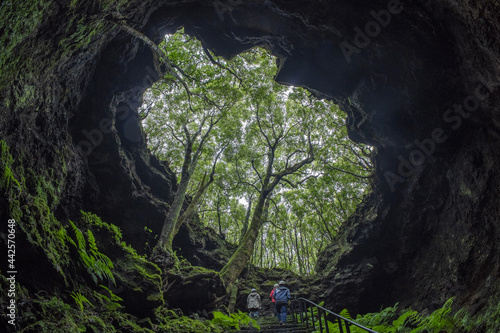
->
[1,0,499,317]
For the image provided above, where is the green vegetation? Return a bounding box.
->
[141,29,372,278]
[66,220,116,285]
[0,140,22,197]
[300,298,500,333]
[4,6,498,332]
[70,291,94,312]
[58,19,106,57]
[10,287,233,333]
[211,310,260,331]
[0,0,52,88]
[1,139,71,281]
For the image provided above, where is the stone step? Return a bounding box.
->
[236,316,313,333]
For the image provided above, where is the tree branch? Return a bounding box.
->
[108,16,194,104]
[202,44,244,87]
[323,160,373,179]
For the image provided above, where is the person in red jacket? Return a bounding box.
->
[270,283,279,318]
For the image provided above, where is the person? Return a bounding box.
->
[273,280,291,325]
[247,288,261,318]
[270,283,279,318]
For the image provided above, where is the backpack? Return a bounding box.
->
[273,287,289,303]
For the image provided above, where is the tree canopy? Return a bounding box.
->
[140,29,372,276]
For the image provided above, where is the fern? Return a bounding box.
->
[410,298,455,333]
[356,303,399,327]
[68,221,116,285]
[70,291,94,312]
[211,311,241,330]
[95,285,123,311]
[391,310,420,331]
[317,298,495,333]
[210,310,259,331]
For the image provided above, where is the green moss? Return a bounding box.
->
[1,140,71,281]
[15,287,122,333]
[0,0,53,88]
[98,0,128,12]
[169,251,220,278]
[113,252,163,300]
[13,84,37,110]
[2,140,226,331]
[78,211,163,286]
[58,18,106,57]
[73,211,164,310]
[80,211,123,244]
[21,296,83,333]
[0,140,21,197]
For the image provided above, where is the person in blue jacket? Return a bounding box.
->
[273,280,291,325]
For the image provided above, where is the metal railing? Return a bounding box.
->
[289,298,379,333]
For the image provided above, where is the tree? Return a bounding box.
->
[141,29,373,280]
[143,31,242,255]
[219,89,322,287]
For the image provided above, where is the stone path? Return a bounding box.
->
[236,315,313,333]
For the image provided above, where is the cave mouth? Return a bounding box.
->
[2,0,500,330]
[138,29,373,275]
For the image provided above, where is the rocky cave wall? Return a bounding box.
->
[1,0,499,322]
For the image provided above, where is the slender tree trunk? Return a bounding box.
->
[336,193,348,219]
[172,173,213,237]
[272,242,276,269]
[154,138,220,256]
[239,196,252,244]
[312,203,335,242]
[266,224,272,269]
[283,223,289,268]
[302,229,311,275]
[216,194,224,238]
[294,223,303,275]
[259,229,264,267]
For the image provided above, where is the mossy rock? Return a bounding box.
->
[113,253,163,318]
[164,255,226,315]
[73,211,164,318]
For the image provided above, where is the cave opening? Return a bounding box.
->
[138,28,373,276]
[2,0,500,330]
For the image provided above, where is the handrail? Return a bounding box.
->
[289,297,379,333]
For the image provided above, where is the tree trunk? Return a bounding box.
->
[227,279,239,313]
[294,223,303,275]
[220,140,313,287]
[155,173,191,252]
[154,142,194,254]
[173,172,213,237]
[259,228,264,267]
[220,189,270,287]
[239,196,252,243]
